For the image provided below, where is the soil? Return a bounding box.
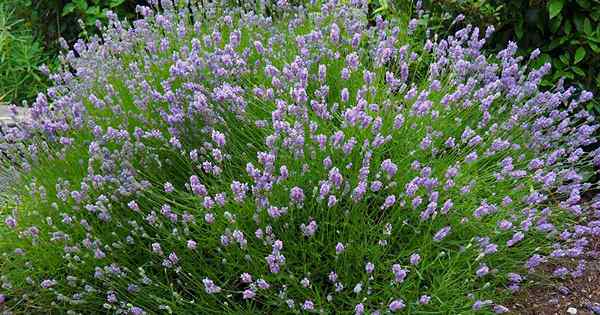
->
[509,238,600,314]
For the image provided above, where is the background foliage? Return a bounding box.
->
[419,0,600,109]
[13,0,144,52]
[0,0,145,105]
[3,0,600,108]
[0,3,47,104]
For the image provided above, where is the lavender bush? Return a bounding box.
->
[1,0,599,314]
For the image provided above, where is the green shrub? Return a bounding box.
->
[14,0,144,54]
[0,1,598,314]
[413,0,600,111]
[0,3,47,104]
[0,0,144,105]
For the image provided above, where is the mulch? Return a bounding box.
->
[508,238,600,314]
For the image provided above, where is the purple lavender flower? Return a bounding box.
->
[476,264,490,277]
[410,253,421,265]
[242,289,256,299]
[256,279,270,290]
[433,226,451,242]
[240,273,252,283]
[336,242,345,254]
[355,303,365,315]
[365,262,375,274]
[381,159,398,178]
[4,216,16,229]
[202,278,222,294]
[129,306,146,315]
[301,220,318,237]
[302,300,314,311]
[389,299,405,312]
[381,195,396,209]
[290,186,304,204]
[493,305,509,313]
[1,3,598,314]
[40,279,56,289]
[391,264,408,283]
[187,240,197,250]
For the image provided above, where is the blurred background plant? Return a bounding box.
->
[0,0,145,106]
[0,2,47,104]
[372,0,600,112]
[3,0,600,109]
[13,0,145,51]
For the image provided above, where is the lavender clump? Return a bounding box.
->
[0,0,598,313]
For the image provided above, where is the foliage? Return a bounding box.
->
[0,3,47,104]
[13,0,144,53]
[0,1,599,314]
[409,0,600,111]
[0,0,143,104]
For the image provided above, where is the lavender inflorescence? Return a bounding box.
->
[0,0,599,313]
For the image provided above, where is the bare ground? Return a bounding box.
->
[509,239,600,314]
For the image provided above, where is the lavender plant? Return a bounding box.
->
[1,0,599,314]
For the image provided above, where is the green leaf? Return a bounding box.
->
[590,42,600,53]
[586,35,600,43]
[574,15,584,32]
[540,53,552,65]
[559,52,570,65]
[87,5,100,16]
[571,66,585,76]
[532,53,551,69]
[565,72,575,79]
[547,37,563,50]
[373,0,388,14]
[564,20,572,35]
[550,14,563,33]
[576,0,591,9]
[515,20,524,39]
[62,3,75,16]
[548,0,565,19]
[584,18,593,35]
[574,47,586,64]
[73,0,88,10]
[110,0,126,8]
